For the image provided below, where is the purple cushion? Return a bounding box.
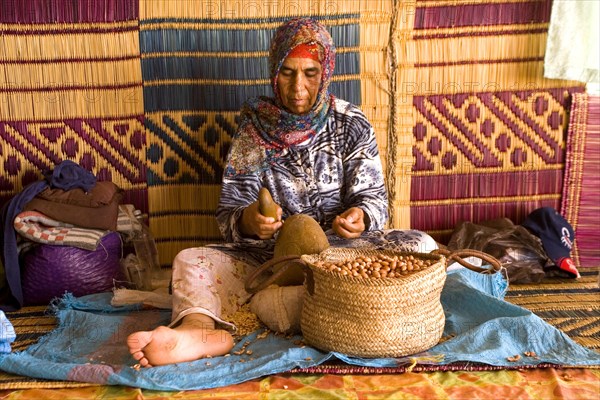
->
[21,232,123,305]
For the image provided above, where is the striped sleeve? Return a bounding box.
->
[335,101,388,230]
[215,174,262,242]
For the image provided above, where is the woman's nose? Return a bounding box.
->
[292,74,305,90]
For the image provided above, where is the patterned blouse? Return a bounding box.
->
[216,98,389,243]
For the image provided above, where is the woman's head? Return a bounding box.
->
[270,18,336,115]
[227,18,337,176]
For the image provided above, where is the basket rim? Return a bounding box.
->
[301,249,446,284]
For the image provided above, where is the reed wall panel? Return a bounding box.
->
[1,0,591,269]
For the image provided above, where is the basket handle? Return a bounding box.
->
[245,249,501,294]
[432,248,501,274]
[244,255,305,294]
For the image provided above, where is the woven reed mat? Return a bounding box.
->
[396,0,586,242]
[0,0,148,216]
[561,93,600,268]
[1,267,597,388]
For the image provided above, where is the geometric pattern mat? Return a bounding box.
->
[561,93,600,268]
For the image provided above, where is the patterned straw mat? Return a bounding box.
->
[0,0,148,212]
[0,267,597,389]
[1,0,590,267]
[561,93,600,268]
[402,0,586,243]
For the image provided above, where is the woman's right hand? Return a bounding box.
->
[239,201,283,239]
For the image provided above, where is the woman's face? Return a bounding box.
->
[276,57,322,115]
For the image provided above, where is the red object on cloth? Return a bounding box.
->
[557,257,581,278]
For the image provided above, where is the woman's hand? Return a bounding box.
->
[239,201,283,239]
[332,207,365,238]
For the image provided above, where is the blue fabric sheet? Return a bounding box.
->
[0,268,598,391]
[0,311,16,354]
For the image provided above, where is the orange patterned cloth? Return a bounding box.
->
[1,368,599,399]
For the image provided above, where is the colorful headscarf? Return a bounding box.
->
[225,17,336,176]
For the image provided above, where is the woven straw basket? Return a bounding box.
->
[300,247,447,358]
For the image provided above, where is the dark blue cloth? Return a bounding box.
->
[1,161,97,310]
[43,160,96,192]
[1,181,48,310]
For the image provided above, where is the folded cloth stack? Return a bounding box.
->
[14,205,142,306]
[0,160,128,310]
[14,204,139,253]
[23,180,123,231]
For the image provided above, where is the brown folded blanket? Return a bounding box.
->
[23,181,123,230]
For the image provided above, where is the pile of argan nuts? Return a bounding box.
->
[314,253,436,278]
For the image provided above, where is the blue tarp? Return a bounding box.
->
[0,268,598,391]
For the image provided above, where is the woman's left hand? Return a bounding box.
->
[332,207,365,238]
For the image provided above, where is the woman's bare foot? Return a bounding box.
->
[127,314,234,367]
